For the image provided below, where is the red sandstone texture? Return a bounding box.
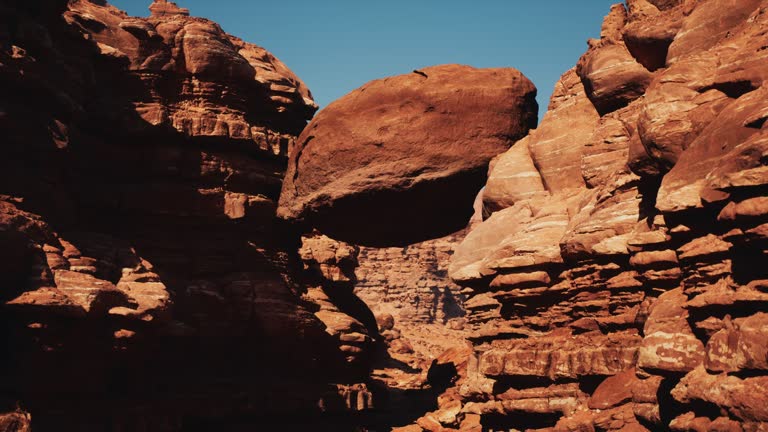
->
[0,1,480,429]
[355,232,467,326]
[278,64,538,246]
[0,0,376,429]
[275,63,539,429]
[3,0,768,431]
[408,0,768,431]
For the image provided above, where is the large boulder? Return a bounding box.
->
[278,64,537,246]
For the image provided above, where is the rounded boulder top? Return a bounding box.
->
[278,64,538,246]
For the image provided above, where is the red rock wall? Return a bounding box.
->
[0,1,375,429]
[277,62,540,431]
[355,231,466,325]
[404,0,768,431]
[4,0,768,431]
[277,64,538,246]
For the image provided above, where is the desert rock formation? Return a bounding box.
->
[407,0,768,431]
[0,0,367,429]
[2,0,768,431]
[278,62,539,429]
[355,232,467,326]
[278,64,537,246]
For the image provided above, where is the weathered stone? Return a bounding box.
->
[639,289,705,373]
[578,42,653,116]
[278,64,537,246]
[672,366,768,421]
[705,313,768,373]
[479,331,641,379]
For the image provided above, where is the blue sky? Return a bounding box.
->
[110,0,618,121]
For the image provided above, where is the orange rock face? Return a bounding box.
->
[278,64,537,246]
[272,62,539,431]
[418,0,768,431]
[66,0,316,147]
[149,0,190,17]
[354,231,467,326]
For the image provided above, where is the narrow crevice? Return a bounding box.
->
[699,80,758,99]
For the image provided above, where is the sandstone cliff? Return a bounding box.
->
[3,0,768,431]
[278,64,537,246]
[0,0,373,429]
[410,0,768,431]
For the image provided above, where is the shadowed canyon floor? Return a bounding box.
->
[2,0,768,431]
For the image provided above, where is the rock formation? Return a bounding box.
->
[0,0,369,429]
[403,0,768,431]
[278,64,537,246]
[277,63,539,429]
[355,232,467,326]
[3,0,768,430]
[148,0,189,17]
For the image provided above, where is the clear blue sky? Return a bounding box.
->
[109,0,618,121]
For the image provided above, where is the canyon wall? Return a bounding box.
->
[0,2,532,430]
[400,0,768,431]
[281,63,540,430]
[0,1,374,429]
[355,232,467,326]
[3,0,768,431]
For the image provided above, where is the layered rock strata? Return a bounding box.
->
[402,1,768,431]
[355,232,467,326]
[0,0,373,429]
[277,63,540,429]
[4,0,768,430]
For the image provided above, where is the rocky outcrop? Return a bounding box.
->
[273,63,539,430]
[1,1,534,429]
[278,64,537,246]
[271,61,541,430]
[65,0,316,147]
[403,1,768,431]
[0,0,378,429]
[297,233,376,368]
[148,0,189,17]
[0,410,31,432]
[5,0,768,430]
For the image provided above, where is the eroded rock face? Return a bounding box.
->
[355,231,467,326]
[273,64,542,430]
[270,62,542,431]
[278,64,537,246]
[406,1,768,431]
[5,0,768,431]
[0,0,376,429]
[65,0,316,147]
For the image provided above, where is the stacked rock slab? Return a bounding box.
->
[401,1,768,431]
[0,0,379,429]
